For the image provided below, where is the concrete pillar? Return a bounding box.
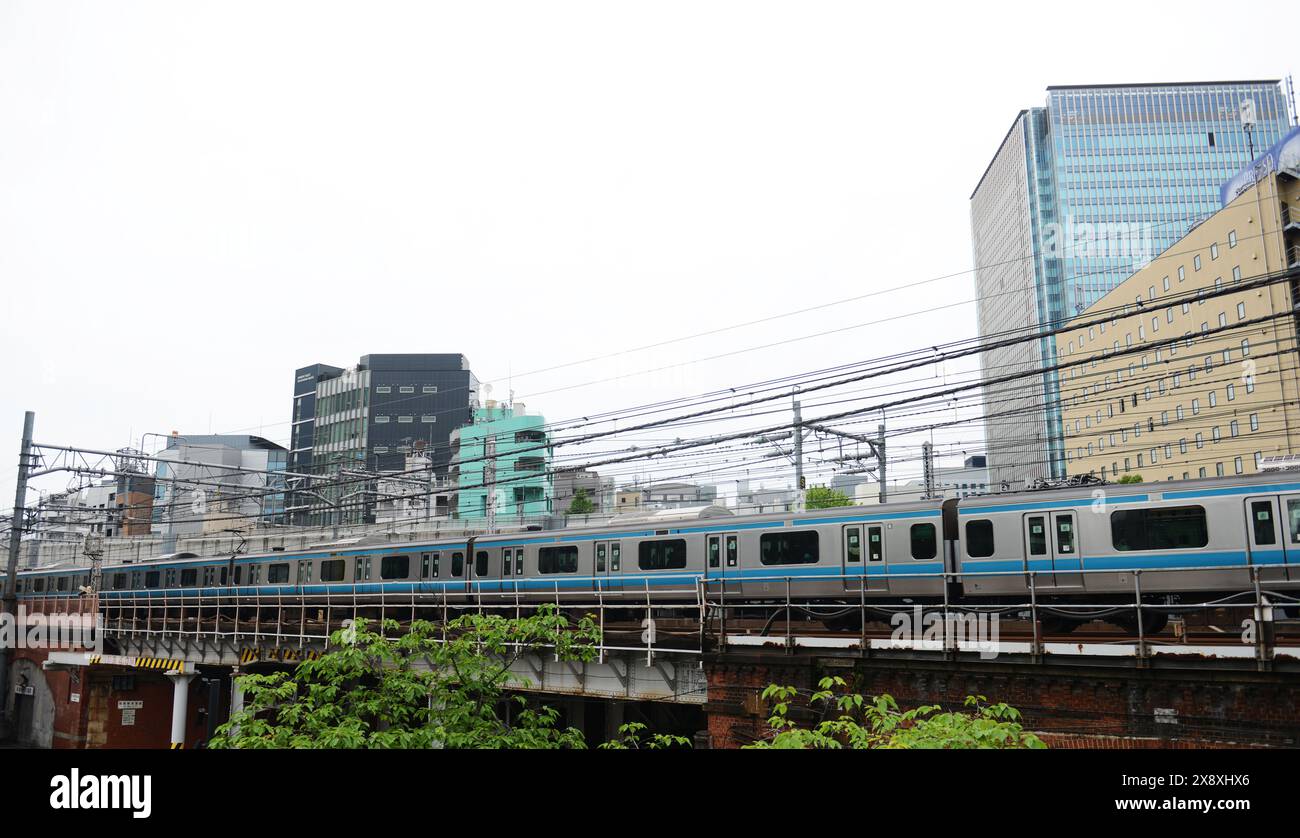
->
[228,671,245,739]
[604,699,625,742]
[567,698,586,740]
[167,672,197,749]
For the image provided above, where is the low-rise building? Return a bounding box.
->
[451,402,550,522]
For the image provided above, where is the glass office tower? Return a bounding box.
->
[971,81,1292,490]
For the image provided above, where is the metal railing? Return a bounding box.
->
[20,562,1299,667]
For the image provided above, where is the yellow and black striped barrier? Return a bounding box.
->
[239,648,261,664]
[136,657,185,672]
[169,742,184,749]
[239,647,322,664]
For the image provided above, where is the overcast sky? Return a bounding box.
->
[1,0,1294,502]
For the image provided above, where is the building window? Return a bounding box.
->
[1235,457,1244,474]
[1228,230,1237,248]
[1227,383,1235,401]
[422,385,438,394]
[1250,414,1259,431]
[1230,420,1240,437]
[421,415,436,423]
[374,415,390,424]
[398,416,413,423]
[399,386,415,394]
[1237,302,1246,320]
[1178,266,1186,282]
[1210,242,1219,260]
[1242,338,1250,356]
[376,386,391,394]
[1232,265,1242,282]
[1194,255,1202,271]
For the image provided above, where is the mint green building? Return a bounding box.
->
[450,403,551,521]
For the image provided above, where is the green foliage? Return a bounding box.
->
[565,488,596,516]
[745,677,1046,749]
[804,485,855,510]
[597,722,692,750]
[1116,474,1144,484]
[210,605,601,749]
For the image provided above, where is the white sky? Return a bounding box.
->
[1,0,1294,503]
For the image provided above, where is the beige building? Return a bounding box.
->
[1056,165,1300,483]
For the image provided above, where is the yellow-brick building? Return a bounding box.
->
[1057,164,1300,482]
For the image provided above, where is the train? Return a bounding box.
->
[7,471,1300,634]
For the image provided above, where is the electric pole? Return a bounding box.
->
[0,411,35,728]
[792,398,804,508]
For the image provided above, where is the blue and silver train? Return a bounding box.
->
[8,472,1300,633]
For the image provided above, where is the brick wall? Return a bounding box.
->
[703,653,1300,748]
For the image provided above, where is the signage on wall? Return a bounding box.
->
[1220,125,1300,205]
[118,700,144,709]
[70,693,80,703]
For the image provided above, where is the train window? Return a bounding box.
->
[451,552,464,577]
[502,551,512,576]
[320,559,345,582]
[597,543,607,572]
[112,573,127,590]
[965,520,995,558]
[844,527,862,563]
[760,532,818,566]
[640,539,689,570]
[538,546,579,574]
[610,543,621,572]
[381,555,410,580]
[726,535,738,567]
[420,553,431,579]
[164,570,177,587]
[1027,516,1047,555]
[354,557,371,581]
[144,571,160,589]
[234,566,243,585]
[180,569,198,587]
[514,550,523,576]
[431,553,441,578]
[1110,506,1208,551]
[1055,516,1075,554]
[1251,502,1277,546]
[33,577,46,592]
[475,551,489,577]
[268,564,291,583]
[56,576,69,592]
[867,526,883,562]
[298,560,312,583]
[910,524,937,561]
[1287,501,1300,544]
[707,537,721,568]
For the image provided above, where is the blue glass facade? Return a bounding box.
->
[1047,83,1291,316]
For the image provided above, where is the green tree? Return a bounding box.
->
[804,485,854,510]
[566,488,596,516]
[1116,474,1144,484]
[598,722,692,750]
[210,605,601,749]
[745,677,1046,749]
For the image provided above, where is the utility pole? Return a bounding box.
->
[792,398,804,508]
[0,411,35,729]
[921,440,935,500]
[877,423,887,505]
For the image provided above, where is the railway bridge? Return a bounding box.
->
[7,572,1300,748]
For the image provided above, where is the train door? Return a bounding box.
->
[842,525,887,594]
[1244,496,1290,583]
[500,547,524,594]
[1023,512,1083,589]
[1281,495,1300,583]
[705,532,740,596]
[594,541,624,595]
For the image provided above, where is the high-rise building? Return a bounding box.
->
[971,81,1292,490]
[288,354,480,525]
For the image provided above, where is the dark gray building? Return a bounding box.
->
[288,354,480,525]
